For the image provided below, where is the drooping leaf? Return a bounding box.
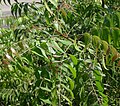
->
[67,77,74,90]
[40,86,51,92]
[99,92,108,106]
[5,53,13,61]
[49,0,58,8]
[101,40,108,54]
[112,53,120,62]
[102,27,111,43]
[61,94,72,106]
[37,46,48,59]
[32,50,43,58]
[61,84,74,99]
[52,40,64,53]
[94,70,102,82]
[102,55,108,70]
[110,45,118,55]
[84,33,91,46]
[92,35,101,49]
[3,0,7,4]
[74,40,81,52]
[58,39,72,45]
[64,64,76,79]
[94,70,104,92]
[91,27,99,36]
[112,27,120,46]
[44,0,53,15]
[40,98,52,105]
[61,9,67,20]
[117,60,120,67]
[54,21,59,31]
[69,54,78,65]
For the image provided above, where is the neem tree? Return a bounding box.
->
[0,0,120,106]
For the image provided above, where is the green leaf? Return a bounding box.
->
[40,98,52,105]
[61,9,67,20]
[112,28,120,46]
[92,35,101,49]
[94,70,102,82]
[49,0,58,8]
[37,46,48,59]
[95,81,104,92]
[99,92,108,106]
[102,55,108,70]
[80,86,84,99]
[52,40,64,53]
[110,45,118,55]
[94,70,104,92]
[64,64,76,79]
[44,0,53,15]
[74,43,81,52]
[84,33,91,46]
[91,27,99,36]
[11,3,18,17]
[101,40,108,54]
[115,12,120,27]
[67,77,74,90]
[61,84,74,99]
[103,16,112,27]
[48,46,56,54]
[61,94,72,106]
[32,50,43,58]
[40,86,51,92]
[69,54,78,65]
[57,39,72,46]
[54,21,59,31]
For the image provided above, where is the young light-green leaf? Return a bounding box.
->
[69,54,78,65]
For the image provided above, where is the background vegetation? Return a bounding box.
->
[0,0,120,106]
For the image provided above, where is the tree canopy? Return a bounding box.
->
[0,0,120,106]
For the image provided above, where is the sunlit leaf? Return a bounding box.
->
[61,83,74,99]
[64,64,76,79]
[49,0,58,8]
[102,55,108,70]
[61,94,72,106]
[40,98,52,104]
[5,53,13,61]
[44,0,53,15]
[69,54,78,65]
[40,86,51,92]
[57,39,72,46]
[32,50,43,58]
[52,40,64,53]
[37,46,48,59]
[99,92,108,105]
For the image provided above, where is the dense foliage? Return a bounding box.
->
[0,0,120,106]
